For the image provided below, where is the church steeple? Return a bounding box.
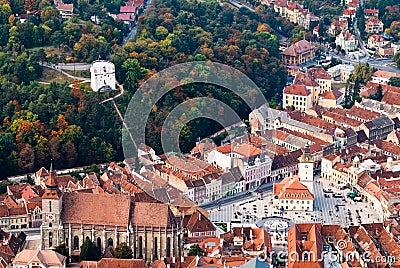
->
[45,161,58,189]
[43,161,61,199]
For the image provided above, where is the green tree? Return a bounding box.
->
[352,79,361,103]
[389,77,400,87]
[188,244,204,256]
[121,58,148,90]
[343,83,353,108]
[356,9,366,38]
[79,238,101,261]
[371,84,383,101]
[394,52,400,68]
[53,243,69,263]
[114,243,133,259]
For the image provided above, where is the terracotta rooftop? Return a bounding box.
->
[373,70,400,79]
[184,210,216,233]
[132,202,177,228]
[361,81,400,97]
[366,16,383,25]
[282,40,315,57]
[61,192,131,226]
[382,91,400,107]
[307,68,331,80]
[274,175,314,200]
[232,143,261,157]
[283,84,310,96]
[364,8,378,14]
[13,250,66,266]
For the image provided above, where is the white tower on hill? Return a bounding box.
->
[90,60,116,92]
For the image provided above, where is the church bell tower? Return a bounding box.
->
[41,162,63,249]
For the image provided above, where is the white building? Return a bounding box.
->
[327,64,354,82]
[273,175,314,211]
[90,60,116,92]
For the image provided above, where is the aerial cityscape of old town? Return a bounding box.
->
[0,0,400,266]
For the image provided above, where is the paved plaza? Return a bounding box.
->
[207,175,381,227]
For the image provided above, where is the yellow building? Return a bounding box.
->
[307,68,332,93]
[283,84,312,111]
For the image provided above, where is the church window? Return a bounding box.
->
[138,236,143,258]
[49,232,53,247]
[49,201,52,212]
[154,237,158,260]
[108,238,113,247]
[166,237,171,258]
[49,223,52,227]
[73,236,79,250]
[97,237,101,249]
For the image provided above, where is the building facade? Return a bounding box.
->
[90,60,116,92]
[40,170,182,263]
[282,40,316,65]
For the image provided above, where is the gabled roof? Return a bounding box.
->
[56,1,73,12]
[274,175,314,200]
[184,210,216,233]
[120,5,136,13]
[283,84,310,96]
[366,16,383,25]
[373,70,400,79]
[382,91,400,107]
[282,40,315,57]
[61,192,131,226]
[13,250,66,266]
[131,202,178,228]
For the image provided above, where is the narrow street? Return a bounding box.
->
[121,0,152,46]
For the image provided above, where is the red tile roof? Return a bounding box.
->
[366,16,383,25]
[282,40,315,57]
[274,175,314,200]
[61,192,131,226]
[283,84,310,96]
[120,5,136,13]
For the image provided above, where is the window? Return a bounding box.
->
[138,236,143,258]
[73,236,79,250]
[49,232,53,247]
[166,237,171,257]
[49,201,52,213]
[108,238,113,247]
[97,237,101,249]
[154,237,158,260]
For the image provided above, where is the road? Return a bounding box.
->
[228,0,254,11]
[201,181,276,210]
[42,63,90,81]
[121,0,152,46]
[57,63,91,71]
[332,54,400,74]
[122,27,137,46]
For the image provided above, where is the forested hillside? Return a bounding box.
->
[114,0,287,155]
[0,0,287,178]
